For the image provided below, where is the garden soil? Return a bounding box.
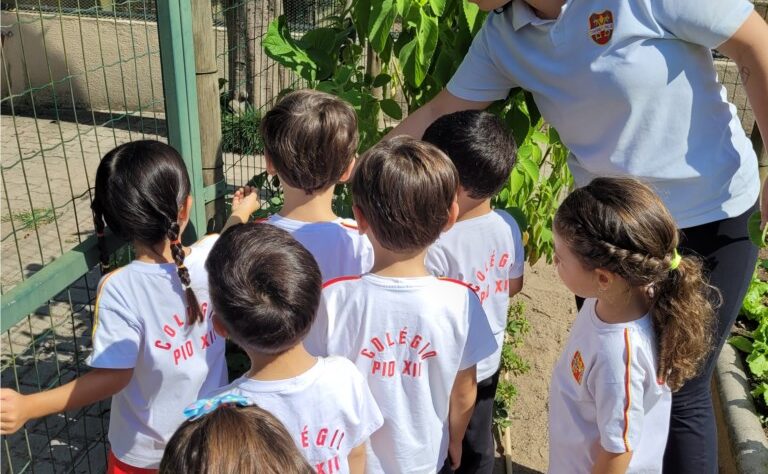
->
[495,261,577,473]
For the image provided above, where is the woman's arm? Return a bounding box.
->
[384,90,493,140]
[0,368,133,434]
[717,11,768,225]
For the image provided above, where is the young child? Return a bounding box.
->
[259,89,373,281]
[203,223,383,474]
[160,395,313,474]
[0,140,245,472]
[422,110,524,473]
[305,137,498,474]
[549,177,716,473]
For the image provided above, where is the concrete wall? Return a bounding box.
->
[1,11,227,113]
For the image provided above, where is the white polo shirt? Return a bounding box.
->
[548,299,671,473]
[448,0,759,229]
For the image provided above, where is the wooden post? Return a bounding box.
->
[192,0,225,232]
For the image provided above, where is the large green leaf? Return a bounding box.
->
[368,0,396,53]
[263,17,317,82]
[748,210,766,248]
[429,0,447,16]
[462,0,482,32]
[380,99,403,120]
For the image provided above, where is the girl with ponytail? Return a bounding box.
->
[0,140,259,473]
[547,177,717,474]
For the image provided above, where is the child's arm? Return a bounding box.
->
[508,276,523,297]
[592,448,632,474]
[222,186,260,231]
[447,365,478,470]
[347,443,367,474]
[0,368,133,435]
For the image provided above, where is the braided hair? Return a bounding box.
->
[91,140,205,325]
[554,177,717,391]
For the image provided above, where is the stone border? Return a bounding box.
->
[714,342,768,473]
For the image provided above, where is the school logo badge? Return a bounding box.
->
[571,351,585,384]
[588,10,614,45]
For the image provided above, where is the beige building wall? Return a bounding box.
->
[1,11,228,113]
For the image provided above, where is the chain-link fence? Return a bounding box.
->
[1,0,165,471]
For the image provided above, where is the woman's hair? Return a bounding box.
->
[554,177,717,391]
[91,140,204,324]
[205,223,322,354]
[160,404,313,474]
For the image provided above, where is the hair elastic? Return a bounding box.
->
[669,249,682,271]
[171,239,181,245]
[96,232,105,237]
[183,394,251,420]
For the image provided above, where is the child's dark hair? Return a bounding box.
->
[91,140,204,324]
[160,404,313,474]
[260,89,358,194]
[554,177,717,391]
[351,136,459,252]
[422,110,517,199]
[206,223,322,354]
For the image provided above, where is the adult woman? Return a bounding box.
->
[390,1,768,472]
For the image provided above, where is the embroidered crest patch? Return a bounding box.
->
[588,10,614,45]
[571,351,585,384]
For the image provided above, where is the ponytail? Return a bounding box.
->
[554,177,717,392]
[650,254,717,391]
[168,222,205,325]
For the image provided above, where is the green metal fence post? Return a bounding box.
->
[156,0,206,241]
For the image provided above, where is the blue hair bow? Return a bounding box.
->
[183,393,251,420]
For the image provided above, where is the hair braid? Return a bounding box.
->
[168,222,205,325]
[555,177,717,392]
[92,204,110,273]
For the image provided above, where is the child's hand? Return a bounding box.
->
[0,388,31,435]
[231,186,260,216]
[448,438,462,470]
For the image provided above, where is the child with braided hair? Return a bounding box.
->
[0,140,258,473]
[548,177,717,474]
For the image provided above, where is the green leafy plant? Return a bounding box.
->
[729,210,768,414]
[494,300,531,430]
[261,0,572,263]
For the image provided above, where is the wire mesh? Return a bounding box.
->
[213,0,346,194]
[1,1,163,472]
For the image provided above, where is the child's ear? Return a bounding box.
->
[352,205,368,235]
[339,156,357,183]
[443,198,459,232]
[594,268,615,292]
[265,153,277,176]
[178,195,194,225]
[212,313,228,338]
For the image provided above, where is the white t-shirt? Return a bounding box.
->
[426,210,525,382]
[265,215,374,281]
[87,235,227,468]
[548,299,671,473]
[305,274,497,474]
[208,356,383,473]
[448,0,758,229]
